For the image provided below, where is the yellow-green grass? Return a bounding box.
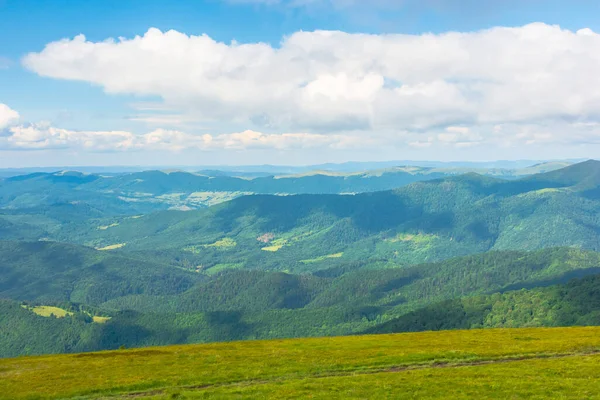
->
[3,327,600,399]
[162,355,600,399]
[96,243,126,251]
[21,305,73,318]
[204,238,237,248]
[97,222,119,230]
[91,316,111,324]
[386,232,438,244]
[22,306,110,323]
[205,263,244,275]
[260,228,333,253]
[261,236,295,252]
[517,187,570,199]
[300,252,343,263]
[187,191,251,206]
[262,244,285,252]
[184,238,237,253]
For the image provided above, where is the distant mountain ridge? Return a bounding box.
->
[0,160,577,212]
[0,159,580,176]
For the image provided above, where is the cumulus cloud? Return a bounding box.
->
[0,119,367,152]
[22,23,600,136]
[4,123,136,151]
[0,104,20,129]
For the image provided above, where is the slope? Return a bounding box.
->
[68,161,600,272]
[367,268,600,334]
[0,241,201,305]
[2,327,600,399]
[4,247,600,358]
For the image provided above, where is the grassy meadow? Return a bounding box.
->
[3,327,600,399]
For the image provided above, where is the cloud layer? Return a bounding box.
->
[23,23,600,136]
[0,104,365,152]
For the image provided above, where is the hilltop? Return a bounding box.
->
[2,327,600,399]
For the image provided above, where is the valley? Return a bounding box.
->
[3,161,600,359]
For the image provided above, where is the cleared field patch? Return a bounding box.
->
[204,238,237,248]
[22,305,73,318]
[262,244,284,252]
[97,222,119,230]
[184,238,237,253]
[518,187,567,197]
[386,232,438,244]
[91,316,111,323]
[301,252,343,263]
[22,306,111,323]
[96,243,126,251]
[259,228,333,253]
[261,238,289,252]
[3,327,600,399]
[205,263,244,275]
[187,191,251,206]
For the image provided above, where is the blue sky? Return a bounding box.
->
[2,0,600,167]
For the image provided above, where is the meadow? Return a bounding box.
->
[2,327,600,399]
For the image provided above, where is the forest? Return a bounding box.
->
[3,160,600,357]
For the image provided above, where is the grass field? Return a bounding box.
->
[2,327,600,399]
[22,305,73,318]
[300,252,344,263]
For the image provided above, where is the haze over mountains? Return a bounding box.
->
[0,160,573,213]
[3,159,600,357]
[0,159,580,177]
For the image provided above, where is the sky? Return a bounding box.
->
[2,0,600,167]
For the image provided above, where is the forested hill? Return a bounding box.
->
[367,272,600,335]
[3,246,600,358]
[3,161,600,358]
[0,241,201,305]
[48,160,600,274]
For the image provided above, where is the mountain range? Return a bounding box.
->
[2,160,600,357]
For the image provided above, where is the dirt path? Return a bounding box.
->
[102,349,600,399]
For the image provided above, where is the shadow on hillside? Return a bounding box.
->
[499,267,600,293]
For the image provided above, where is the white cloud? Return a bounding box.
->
[3,116,600,156]
[0,104,19,129]
[4,123,136,151]
[16,23,600,160]
[0,118,368,152]
[23,23,600,137]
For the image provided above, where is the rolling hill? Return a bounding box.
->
[0,241,201,305]
[2,327,600,399]
[3,160,600,359]
[54,160,600,274]
[4,245,600,358]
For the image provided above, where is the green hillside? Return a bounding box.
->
[2,327,600,399]
[54,160,600,274]
[0,241,200,305]
[0,161,570,213]
[4,245,600,358]
[368,269,600,334]
[4,161,600,359]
